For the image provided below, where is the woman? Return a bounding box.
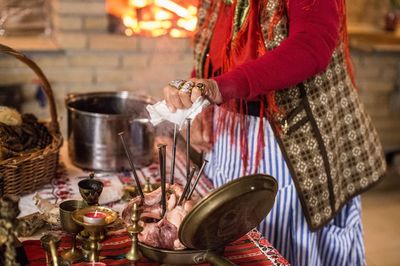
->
[163,0,386,265]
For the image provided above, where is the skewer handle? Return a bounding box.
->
[186,118,191,180]
[186,159,208,200]
[158,144,167,217]
[119,132,145,199]
[178,166,196,206]
[170,124,178,184]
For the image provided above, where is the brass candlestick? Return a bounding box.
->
[143,177,154,193]
[72,206,117,262]
[40,234,61,266]
[122,185,137,201]
[125,203,143,264]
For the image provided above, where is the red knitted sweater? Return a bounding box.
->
[209,0,340,102]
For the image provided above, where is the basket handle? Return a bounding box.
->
[0,43,59,133]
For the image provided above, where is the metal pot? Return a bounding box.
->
[66,92,155,171]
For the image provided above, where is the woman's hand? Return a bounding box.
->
[181,107,214,153]
[163,78,222,112]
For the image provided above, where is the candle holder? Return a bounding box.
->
[125,203,143,263]
[78,173,104,206]
[122,185,137,201]
[72,206,117,262]
[142,177,154,193]
[40,234,61,266]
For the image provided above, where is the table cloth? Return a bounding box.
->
[19,142,290,266]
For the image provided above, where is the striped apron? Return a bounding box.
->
[204,107,366,266]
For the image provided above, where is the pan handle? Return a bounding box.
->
[205,251,238,266]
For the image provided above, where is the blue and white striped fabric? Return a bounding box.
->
[204,107,366,266]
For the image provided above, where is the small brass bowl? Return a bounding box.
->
[59,200,87,233]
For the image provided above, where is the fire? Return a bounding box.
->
[106,0,198,38]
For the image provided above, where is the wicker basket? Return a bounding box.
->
[0,43,63,197]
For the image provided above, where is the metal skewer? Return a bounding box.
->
[178,166,196,206]
[186,118,191,180]
[158,144,167,217]
[186,159,208,200]
[170,124,178,184]
[118,131,145,199]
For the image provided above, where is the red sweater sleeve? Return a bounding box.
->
[213,0,340,101]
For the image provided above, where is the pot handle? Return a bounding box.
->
[205,251,238,266]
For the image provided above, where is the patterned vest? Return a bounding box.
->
[194,0,387,230]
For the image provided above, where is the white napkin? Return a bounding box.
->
[146,97,210,129]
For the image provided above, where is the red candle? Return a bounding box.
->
[83,210,107,225]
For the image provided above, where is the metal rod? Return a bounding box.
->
[178,166,196,206]
[118,132,144,199]
[170,124,178,184]
[186,159,208,200]
[158,144,167,217]
[186,118,191,180]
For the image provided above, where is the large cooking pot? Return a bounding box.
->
[66,92,155,171]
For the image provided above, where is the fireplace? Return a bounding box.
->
[106,0,198,37]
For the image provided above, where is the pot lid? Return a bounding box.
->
[179,174,278,250]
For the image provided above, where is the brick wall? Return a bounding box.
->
[0,0,194,135]
[347,0,389,27]
[351,49,400,150]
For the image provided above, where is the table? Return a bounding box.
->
[19,143,290,266]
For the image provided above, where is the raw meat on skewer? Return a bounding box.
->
[122,182,199,250]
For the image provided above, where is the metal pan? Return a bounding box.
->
[138,174,278,265]
[138,243,234,265]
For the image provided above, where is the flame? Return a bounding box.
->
[154,8,173,20]
[154,0,189,18]
[177,18,197,32]
[107,0,198,37]
[129,0,149,8]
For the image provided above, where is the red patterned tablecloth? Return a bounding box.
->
[23,229,289,266]
[20,142,290,265]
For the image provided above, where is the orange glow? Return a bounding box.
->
[125,28,134,36]
[154,0,189,17]
[107,0,198,37]
[170,28,185,38]
[177,18,197,32]
[129,0,149,8]
[154,8,173,20]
